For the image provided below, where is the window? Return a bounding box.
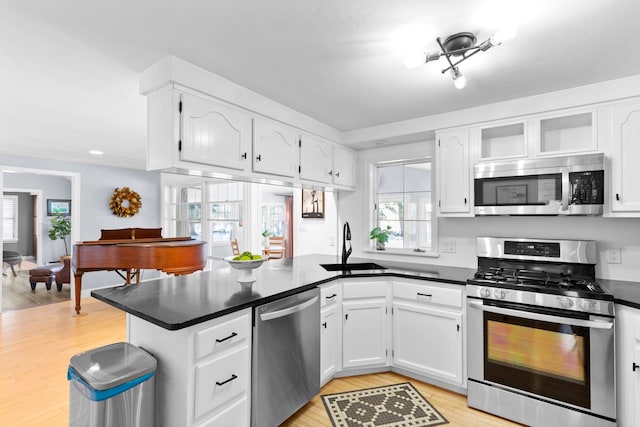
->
[2,195,18,242]
[261,203,285,237]
[373,159,433,252]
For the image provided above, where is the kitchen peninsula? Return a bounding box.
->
[91,254,473,426]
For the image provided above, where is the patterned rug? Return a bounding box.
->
[322,382,449,427]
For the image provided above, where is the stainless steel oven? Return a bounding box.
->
[466,237,616,427]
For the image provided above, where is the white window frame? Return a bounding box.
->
[2,194,18,243]
[368,156,438,257]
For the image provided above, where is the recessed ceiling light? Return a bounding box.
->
[89,150,104,155]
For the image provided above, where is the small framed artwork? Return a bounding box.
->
[496,185,527,205]
[47,199,71,216]
[302,189,324,218]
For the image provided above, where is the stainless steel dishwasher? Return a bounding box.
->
[252,288,320,427]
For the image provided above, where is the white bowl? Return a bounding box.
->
[224,256,265,283]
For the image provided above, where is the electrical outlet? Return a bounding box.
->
[606,248,622,264]
[329,235,336,246]
[441,239,456,253]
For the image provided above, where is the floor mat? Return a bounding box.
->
[322,382,449,427]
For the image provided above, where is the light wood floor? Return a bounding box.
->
[2,267,71,311]
[0,298,523,427]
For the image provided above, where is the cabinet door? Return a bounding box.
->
[437,128,471,215]
[180,93,251,171]
[616,305,640,427]
[342,300,388,368]
[393,301,463,386]
[252,118,299,177]
[332,145,356,187]
[300,134,331,184]
[321,304,339,384]
[610,101,640,212]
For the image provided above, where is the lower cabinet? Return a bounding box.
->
[127,308,252,427]
[320,283,340,385]
[392,301,463,386]
[392,279,465,388]
[341,280,390,370]
[616,304,640,427]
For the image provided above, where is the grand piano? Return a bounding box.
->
[72,228,207,314]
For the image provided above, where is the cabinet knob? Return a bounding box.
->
[335,172,340,177]
[241,152,247,160]
[322,322,327,329]
[328,171,333,176]
[256,154,262,161]
[633,362,639,372]
[464,197,467,204]
[616,193,620,201]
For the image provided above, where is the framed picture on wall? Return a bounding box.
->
[302,189,324,218]
[47,199,71,216]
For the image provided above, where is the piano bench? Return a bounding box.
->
[29,264,64,291]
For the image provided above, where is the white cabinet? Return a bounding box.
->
[616,304,640,427]
[531,109,597,156]
[474,120,527,161]
[147,89,251,172]
[300,134,332,184]
[252,117,299,178]
[436,128,472,216]
[127,309,251,427]
[331,145,356,188]
[607,99,640,213]
[319,283,340,385]
[342,280,389,369]
[392,280,465,388]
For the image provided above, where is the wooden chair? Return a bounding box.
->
[264,236,285,260]
[230,239,240,256]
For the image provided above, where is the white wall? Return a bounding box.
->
[294,189,338,257]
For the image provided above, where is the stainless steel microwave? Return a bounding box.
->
[474,153,604,215]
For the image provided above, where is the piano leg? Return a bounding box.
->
[73,272,83,315]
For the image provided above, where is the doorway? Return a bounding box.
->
[1,167,80,313]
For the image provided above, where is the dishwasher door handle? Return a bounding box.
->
[260,296,318,321]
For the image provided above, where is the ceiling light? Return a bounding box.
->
[451,68,467,89]
[89,150,104,155]
[404,28,516,88]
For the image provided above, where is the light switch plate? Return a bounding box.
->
[441,239,456,253]
[606,248,622,264]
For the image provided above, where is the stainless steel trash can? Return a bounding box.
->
[68,342,157,427]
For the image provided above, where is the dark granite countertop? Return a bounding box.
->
[91,254,475,330]
[600,278,640,310]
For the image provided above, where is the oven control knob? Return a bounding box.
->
[494,289,507,300]
[560,297,574,309]
[579,299,595,311]
[479,288,491,298]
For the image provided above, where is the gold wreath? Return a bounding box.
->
[109,187,142,217]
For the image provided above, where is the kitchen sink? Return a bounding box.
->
[320,262,387,272]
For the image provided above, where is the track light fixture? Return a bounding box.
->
[405,27,517,89]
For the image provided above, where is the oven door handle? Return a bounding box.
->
[468,300,613,329]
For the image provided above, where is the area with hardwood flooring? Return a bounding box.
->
[0,298,522,426]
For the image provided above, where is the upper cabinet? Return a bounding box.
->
[331,145,356,188]
[530,108,597,156]
[180,92,252,171]
[299,133,332,184]
[474,120,527,161]
[252,118,299,178]
[436,128,472,216]
[604,99,640,213]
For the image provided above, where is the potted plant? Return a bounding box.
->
[369,225,392,250]
[261,230,271,247]
[48,214,71,256]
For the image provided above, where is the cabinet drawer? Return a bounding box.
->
[196,396,248,427]
[195,312,250,360]
[393,281,463,309]
[195,345,249,419]
[320,283,339,307]
[343,281,387,299]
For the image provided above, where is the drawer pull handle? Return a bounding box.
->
[216,374,238,386]
[417,293,433,298]
[633,362,639,372]
[326,294,337,300]
[216,332,238,343]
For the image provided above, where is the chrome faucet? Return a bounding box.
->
[342,221,352,265]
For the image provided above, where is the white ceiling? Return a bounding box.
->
[1,0,640,170]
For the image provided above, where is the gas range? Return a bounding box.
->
[467,237,614,316]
